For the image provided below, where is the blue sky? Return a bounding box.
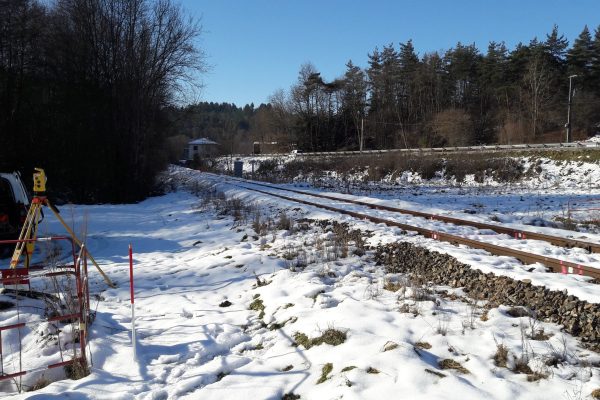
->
[181,0,600,107]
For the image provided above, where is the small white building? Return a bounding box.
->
[187,138,219,160]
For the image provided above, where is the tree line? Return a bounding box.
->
[3,2,598,203]
[270,25,600,152]
[175,25,598,154]
[0,0,204,202]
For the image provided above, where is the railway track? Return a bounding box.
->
[227,178,600,254]
[214,174,600,281]
[231,140,600,158]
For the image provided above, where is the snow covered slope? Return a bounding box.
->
[2,168,599,399]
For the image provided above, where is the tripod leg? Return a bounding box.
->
[24,207,41,269]
[10,202,41,269]
[45,200,116,288]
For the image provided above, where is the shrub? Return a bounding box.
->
[293,328,347,349]
[249,298,265,319]
[317,363,333,384]
[65,359,89,380]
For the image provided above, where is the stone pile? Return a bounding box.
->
[376,242,600,350]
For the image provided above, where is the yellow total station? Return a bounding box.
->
[33,168,46,194]
[9,168,115,287]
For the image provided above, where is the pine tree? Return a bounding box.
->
[366,47,383,114]
[567,25,593,80]
[398,40,421,128]
[480,41,508,89]
[544,24,568,64]
[477,41,509,143]
[341,60,367,148]
[590,26,600,93]
[399,40,419,71]
[542,25,568,123]
[444,42,481,109]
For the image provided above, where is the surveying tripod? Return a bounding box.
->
[10,168,115,287]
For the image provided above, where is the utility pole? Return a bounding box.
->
[360,117,364,153]
[566,74,578,143]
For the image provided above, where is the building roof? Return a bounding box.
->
[189,138,218,145]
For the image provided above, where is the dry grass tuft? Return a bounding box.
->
[382,341,399,352]
[438,359,470,374]
[526,371,548,382]
[480,309,489,321]
[424,368,446,378]
[249,297,265,319]
[294,328,347,349]
[28,376,51,391]
[493,343,509,368]
[512,358,533,375]
[383,279,403,292]
[293,332,311,349]
[317,363,333,384]
[65,359,89,380]
[529,328,552,341]
[312,328,347,346]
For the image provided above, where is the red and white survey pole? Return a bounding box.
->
[129,244,137,361]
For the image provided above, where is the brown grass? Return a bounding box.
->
[526,371,548,382]
[438,359,470,374]
[512,358,533,375]
[64,359,89,380]
[415,342,432,350]
[383,280,403,292]
[382,341,399,352]
[493,344,509,368]
[28,376,51,391]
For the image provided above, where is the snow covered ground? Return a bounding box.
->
[1,166,600,399]
[221,153,600,235]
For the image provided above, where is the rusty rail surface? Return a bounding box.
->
[222,178,600,280]
[224,176,600,254]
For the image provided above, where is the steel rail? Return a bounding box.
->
[226,181,600,280]
[223,176,600,254]
[228,141,600,159]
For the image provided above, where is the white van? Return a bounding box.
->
[0,172,30,242]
